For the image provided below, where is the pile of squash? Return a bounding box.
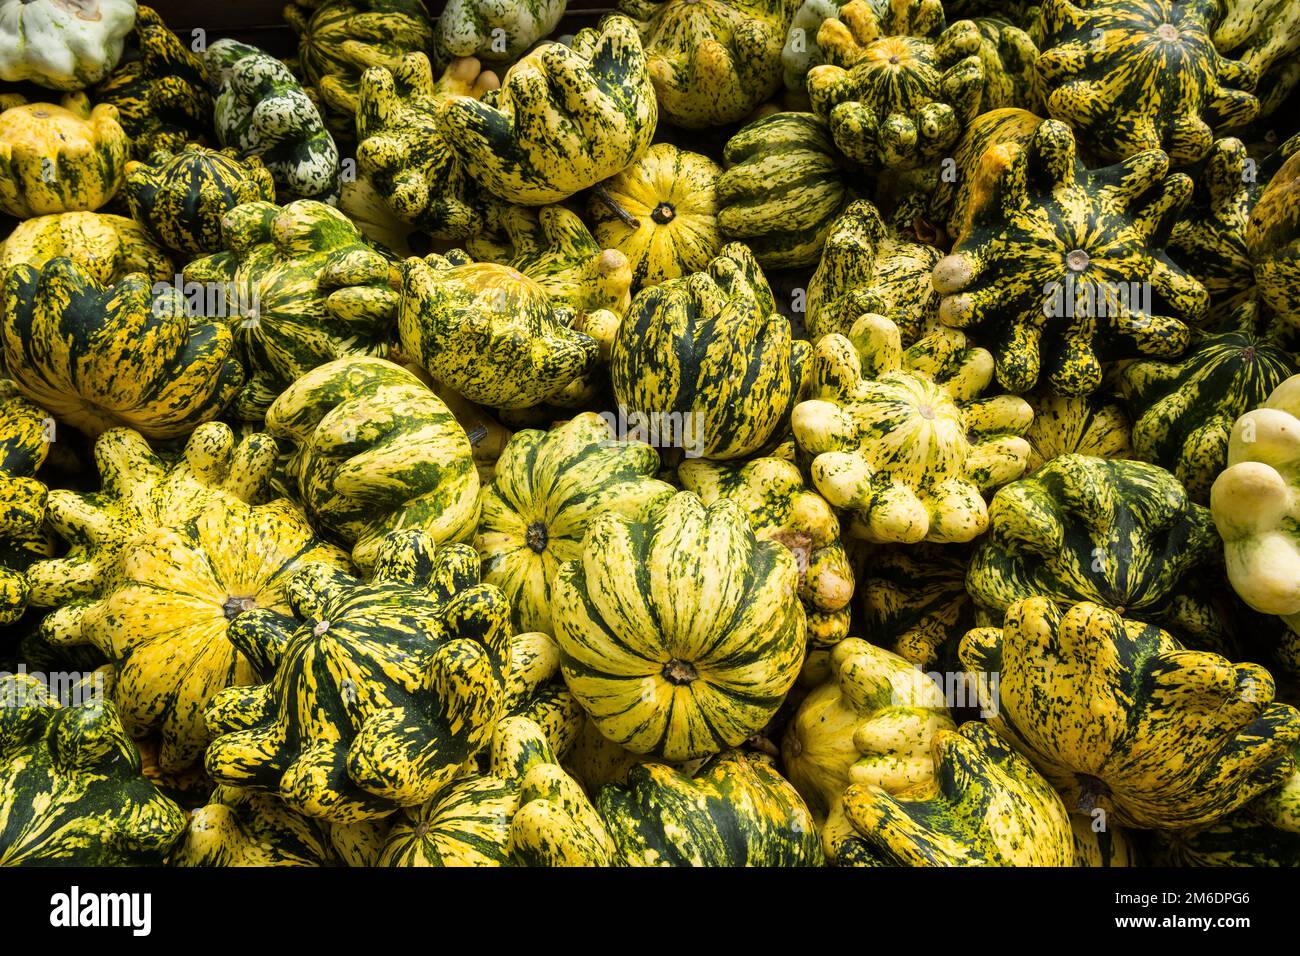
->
[0,0,1298,868]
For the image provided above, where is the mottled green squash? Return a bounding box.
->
[1023,391,1134,472]
[0,0,136,90]
[1213,0,1300,119]
[0,211,172,285]
[1168,138,1258,305]
[0,382,52,628]
[934,106,1042,246]
[378,774,520,866]
[780,0,841,91]
[338,173,423,258]
[1248,149,1300,328]
[858,543,973,671]
[1070,813,1136,867]
[173,785,349,867]
[938,17,1041,114]
[434,0,566,66]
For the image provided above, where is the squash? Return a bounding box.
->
[622,0,796,129]
[477,412,674,635]
[1036,0,1258,164]
[932,119,1206,396]
[959,597,1300,828]
[1213,0,1300,119]
[183,199,400,420]
[355,53,499,241]
[434,0,566,67]
[805,199,940,344]
[0,93,127,218]
[0,673,186,866]
[400,252,598,410]
[1248,149,1300,328]
[937,17,1041,114]
[1168,138,1258,305]
[933,106,1043,246]
[338,172,423,258]
[441,16,657,205]
[377,773,520,866]
[122,145,277,257]
[823,721,1076,866]
[793,316,1033,543]
[1070,814,1136,867]
[0,211,171,284]
[492,632,585,762]
[588,143,722,291]
[1023,391,1134,473]
[512,755,617,866]
[781,0,842,92]
[204,530,513,823]
[94,5,212,159]
[716,111,854,269]
[598,751,823,866]
[173,785,352,866]
[428,379,513,485]
[2,257,242,439]
[0,382,53,628]
[1120,298,1297,502]
[783,638,954,819]
[0,0,137,90]
[859,543,973,672]
[205,38,340,203]
[611,242,800,461]
[264,356,481,573]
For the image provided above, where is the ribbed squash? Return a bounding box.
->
[441,16,657,205]
[1213,0,1300,119]
[932,120,1206,396]
[377,774,520,866]
[476,412,673,635]
[0,211,171,285]
[1248,149,1300,328]
[598,751,822,866]
[204,530,512,823]
[780,0,840,91]
[960,597,1300,828]
[2,257,242,439]
[1036,0,1258,164]
[264,356,481,572]
[1023,391,1134,473]
[0,382,52,628]
[491,632,585,763]
[793,316,1033,543]
[553,491,806,761]
[823,721,1075,866]
[184,199,400,420]
[859,543,973,671]
[0,674,186,866]
[205,39,340,203]
[1151,761,1300,865]
[1168,137,1258,305]
[716,111,854,269]
[0,0,136,90]
[611,242,800,461]
[122,145,276,256]
[939,17,1041,114]
[173,785,350,867]
[934,106,1043,246]
[0,93,127,218]
[1071,814,1136,867]
[433,0,566,66]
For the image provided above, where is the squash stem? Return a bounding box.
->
[593,184,641,229]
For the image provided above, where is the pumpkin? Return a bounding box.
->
[433,0,566,67]
[598,751,823,866]
[122,144,277,256]
[793,316,1033,543]
[1036,0,1258,165]
[2,257,242,440]
[933,106,1043,246]
[823,721,1076,866]
[0,93,128,218]
[716,111,854,269]
[441,16,657,205]
[205,39,340,203]
[780,0,842,92]
[1167,137,1258,305]
[476,412,673,635]
[611,242,801,461]
[552,491,806,761]
[932,120,1206,396]
[1248,149,1300,328]
[0,0,137,90]
[960,597,1300,828]
[183,199,400,420]
[0,673,186,866]
[94,5,212,159]
[400,251,598,410]
[0,382,53,628]
[204,530,512,823]
[1023,391,1134,473]
[0,211,172,284]
[858,543,974,672]
[1213,0,1300,119]
[264,356,481,573]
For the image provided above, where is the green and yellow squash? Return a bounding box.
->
[780,0,841,92]
[1213,0,1300,119]
[433,0,566,67]
[1248,149,1300,328]
[173,786,354,867]
[0,382,53,627]
[938,16,1041,114]
[0,0,137,90]
[1071,814,1136,867]
[1168,137,1258,305]
[933,106,1042,246]
[1022,391,1134,473]
[377,773,520,866]
[858,542,974,671]
[338,172,424,258]
[0,211,172,285]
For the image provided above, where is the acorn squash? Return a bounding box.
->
[0,382,52,628]
[434,0,566,67]
[0,0,137,90]
[1023,391,1134,473]
[0,211,172,284]
[858,542,973,671]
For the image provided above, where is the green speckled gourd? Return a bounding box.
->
[123,145,277,256]
[937,17,1041,114]
[173,785,356,866]
[205,39,340,203]
[1213,0,1300,119]
[0,0,137,91]
[858,543,974,671]
[338,173,423,257]
[492,632,585,761]
[553,491,806,761]
[184,200,400,420]
[967,454,1226,645]
[1023,391,1134,472]
[1248,150,1300,329]
[1168,138,1259,305]
[598,751,823,866]
[960,597,1300,828]
[1120,298,1297,502]
[1036,0,1259,164]
[0,211,172,284]
[611,242,800,461]
[806,199,940,343]
[441,16,657,205]
[477,412,673,636]
[932,120,1207,396]
[823,720,1076,866]
[2,257,242,440]
[433,0,566,66]
[264,356,481,572]
[0,383,52,628]
[204,530,512,823]
[793,315,1033,543]
[781,0,841,91]
[934,106,1043,246]
[716,111,854,269]
[377,772,520,866]
[0,674,186,866]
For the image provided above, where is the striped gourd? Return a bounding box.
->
[204,531,512,823]
[0,211,172,285]
[173,786,353,867]
[1036,0,1258,164]
[1023,391,1134,473]
[441,16,657,205]
[932,120,1206,396]
[1248,149,1300,328]
[793,316,1033,543]
[934,106,1043,246]
[434,0,566,66]
[1168,138,1258,305]
[960,597,1300,828]
[0,383,52,627]
[1213,0,1300,118]
[552,491,806,761]
[858,543,974,671]
[0,93,127,218]
[378,774,520,866]
[0,0,136,90]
